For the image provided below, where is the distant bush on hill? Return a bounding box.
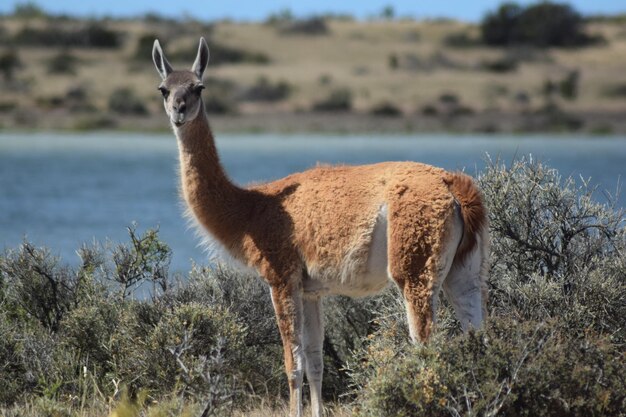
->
[0,50,22,81]
[277,17,329,36]
[369,101,403,117]
[241,76,292,102]
[46,50,79,74]
[602,82,626,99]
[167,40,270,66]
[481,2,600,47]
[312,88,353,111]
[203,76,239,114]
[12,1,47,19]
[108,88,148,115]
[13,23,121,48]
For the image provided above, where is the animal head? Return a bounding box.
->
[152,37,210,127]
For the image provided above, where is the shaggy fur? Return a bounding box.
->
[154,38,490,417]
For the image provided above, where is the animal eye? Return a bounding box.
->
[158,87,169,99]
[194,85,205,94]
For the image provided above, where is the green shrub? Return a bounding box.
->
[388,53,399,70]
[347,157,625,415]
[0,49,22,81]
[421,104,438,116]
[0,160,623,414]
[312,88,353,112]
[241,76,291,102]
[602,82,626,99]
[134,33,160,61]
[443,31,480,48]
[12,2,47,19]
[204,96,237,114]
[369,102,403,117]
[13,23,121,48]
[108,88,149,116]
[277,17,329,36]
[46,50,79,75]
[480,56,518,73]
[168,40,269,66]
[0,242,91,331]
[351,319,625,417]
[479,158,625,341]
[559,69,580,100]
[481,2,598,48]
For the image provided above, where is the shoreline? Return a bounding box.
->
[2,110,626,135]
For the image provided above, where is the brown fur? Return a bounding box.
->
[177,109,489,337]
[444,172,488,263]
[159,42,489,415]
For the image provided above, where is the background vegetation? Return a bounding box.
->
[1,159,624,416]
[0,1,625,133]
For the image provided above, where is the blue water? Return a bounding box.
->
[1,132,624,272]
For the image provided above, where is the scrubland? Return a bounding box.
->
[1,159,624,416]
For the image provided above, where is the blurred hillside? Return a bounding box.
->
[1,3,626,133]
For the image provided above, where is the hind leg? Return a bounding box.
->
[390,204,463,343]
[399,254,458,342]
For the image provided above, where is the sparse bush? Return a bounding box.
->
[388,53,399,70]
[480,55,518,73]
[134,33,160,61]
[46,50,79,75]
[12,2,47,19]
[444,31,480,48]
[350,319,625,417]
[479,158,624,339]
[108,88,148,116]
[559,69,580,100]
[277,17,329,36]
[312,88,353,112]
[204,96,237,114]
[1,160,623,414]
[369,101,402,117]
[64,85,95,113]
[241,76,291,102]
[0,50,22,81]
[421,104,438,116]
[481,2,598,48]
[318,73,333,85]
[438,92,459,105]
[265,8,294,26]
[400,52,465,72]
[534,102,584,131]
[73,115,117,130]
[348,158,624,415]
[602,82,626,99]
[169,40,269,66]
[1,242,91,331]
[202,77,239,114]
[13,23,121,48]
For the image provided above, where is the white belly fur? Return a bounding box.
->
[303,205,390,298]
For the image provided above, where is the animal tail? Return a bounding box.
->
[443,172,488,263]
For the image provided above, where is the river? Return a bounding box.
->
[1,132,623,271]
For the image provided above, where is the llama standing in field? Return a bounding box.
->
[152,37,489,417]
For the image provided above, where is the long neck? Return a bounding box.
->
[174,109,247,247]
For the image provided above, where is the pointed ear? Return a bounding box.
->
[152,39,173,80]
[191,37,210,79]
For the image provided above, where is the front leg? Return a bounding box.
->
[271,283,304,417]
[303,297,324,417]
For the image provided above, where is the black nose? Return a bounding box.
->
[174,100,186,113]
